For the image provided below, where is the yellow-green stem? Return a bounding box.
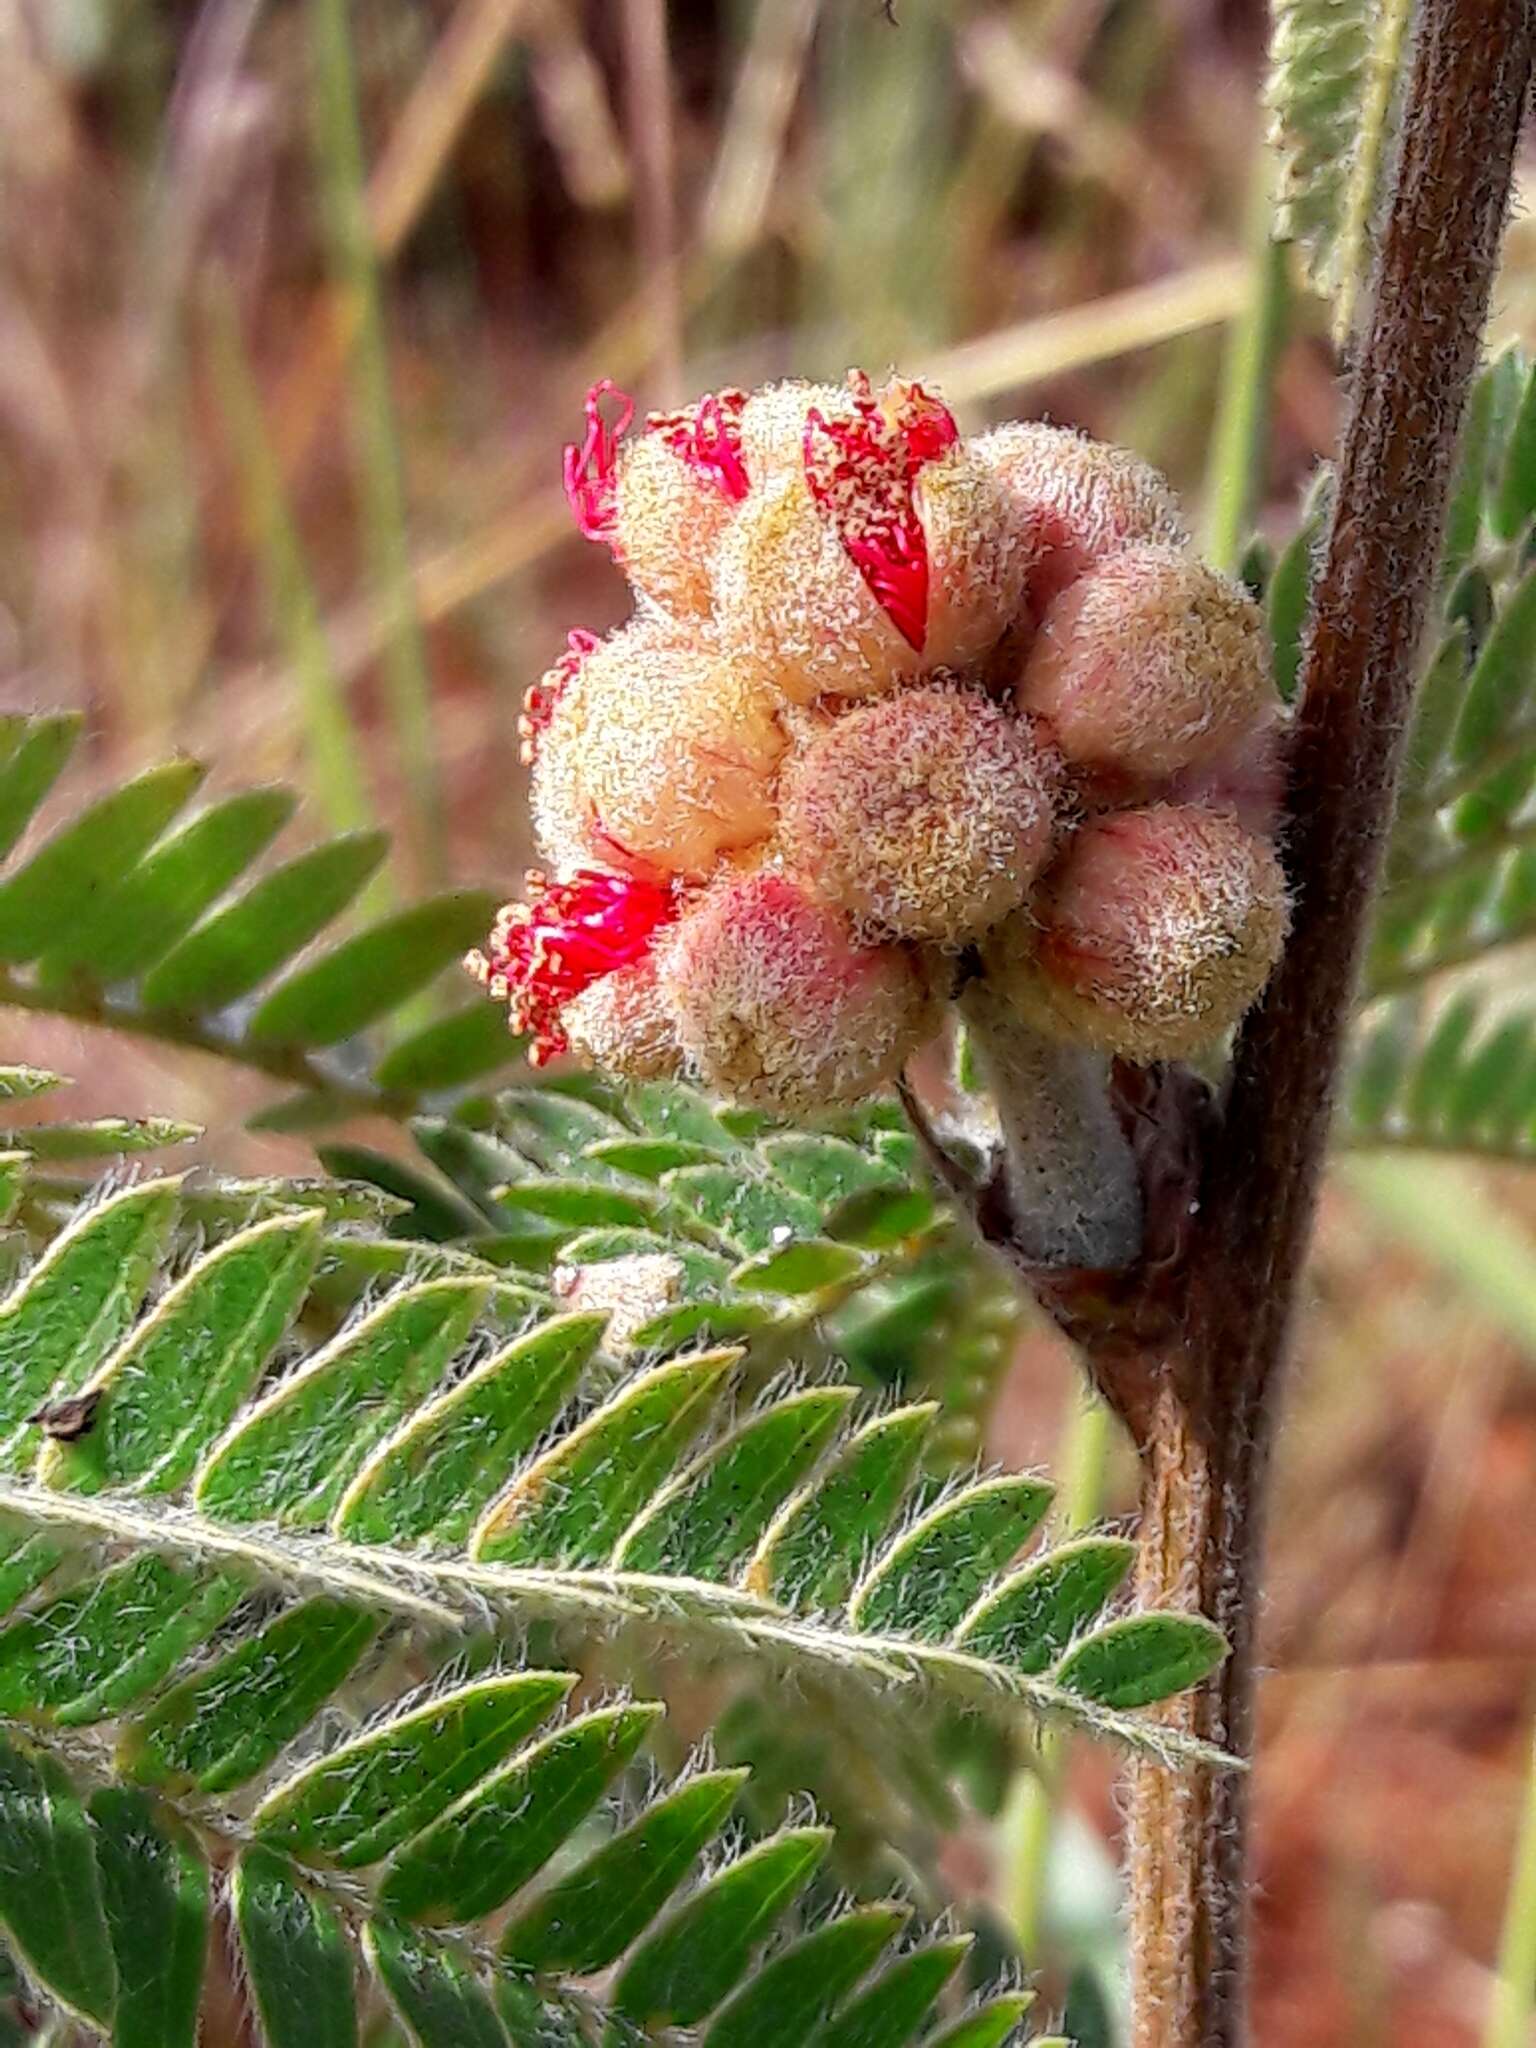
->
[1485,1710,1536,2048]
[309,0,444,883]
[1202,152,1291,572]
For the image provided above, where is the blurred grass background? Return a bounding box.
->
[2,2,1536,2042]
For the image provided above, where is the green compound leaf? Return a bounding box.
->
[365,1920,508,2048]
[194,1276,491,1527]
[613,1387,857,1578]
[0,760,203,966]
[39,1210,322,1497]
[749,1402,938,1609]
[233,1848,358,2048]
[662,1162,823,1255]
[121,1598,380,1794]
[90,1789,208,2048]
[1055,1612,1227,1709]
[849,1475,1055,1639]
[926,1997,1037,2048]
[252,1672,575,1868]
[502,1767,748,1973]
[809,1933,972,2046]
[0,1554,242,1726]
[373,1001,520,1093]
[472,1350,739,1566]
[335,1312,605,1547]
[612,1825,832,2031]
[35,787,295,987]
[378,1702,663,1925]
[248,891,498,1047]
[731,1238,873,1297]
[0,711,80,862]
[0,1736,114,2025]
[140,828,389,1014]
[700,1904,911,2048]
[0,1176,180,1454]
[955,1537,1137,1674]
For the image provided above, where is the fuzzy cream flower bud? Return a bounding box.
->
[1008,803,1290,1060]
[778,684,1060,943]
[1015,545,1274,781]
[714,374,1026,701]
[564,381,751,619]
[532,617,786,880]
[659,871,935,1113]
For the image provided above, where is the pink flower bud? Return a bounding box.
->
[778,685,1060,943]
[563,958,683,1082]
[1015,545,1274,780]
[659,871,935,1113]
[713,373,1025,702]
[564,381,751,618]
[466,868,685,1067]
[531,618,787,881]
[1012,803,1289,1060]
[974,420,1187,613]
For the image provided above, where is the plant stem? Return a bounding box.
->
[205,284,379,855]
[1485,1708,1536,2048]
[1120,4,1536,2043]
[309,0,445,884]
[1201,153,1291,573]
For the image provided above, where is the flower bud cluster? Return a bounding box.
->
[469,370,1290,1112]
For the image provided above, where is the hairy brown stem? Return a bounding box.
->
[1120,4,1536,2044]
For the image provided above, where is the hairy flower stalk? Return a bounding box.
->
[957,981,1142,1269]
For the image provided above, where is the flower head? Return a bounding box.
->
[802,373,960,650]
[467,868,684,1066]
[480,368,1290,1104]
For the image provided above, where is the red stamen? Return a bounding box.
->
[648,387,751,502]
[520,628,599,765]
[467,869,682,1066]
[563,381,636,547]
[802,375,959,651]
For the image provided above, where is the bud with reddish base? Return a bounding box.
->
[778,684,1061,943]
[1004,804,1290,1061]
[974,419,1188,614]
[1016,545,1274,782]
[659,871,935,1114]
